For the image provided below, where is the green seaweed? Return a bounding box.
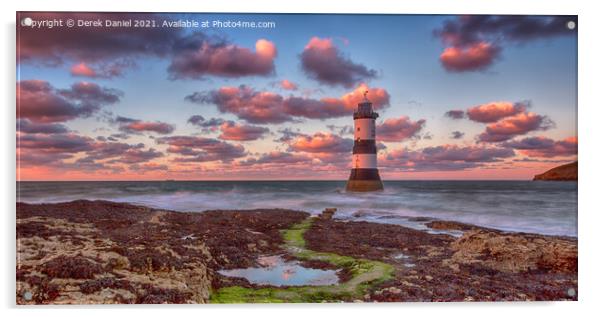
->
[210,217,394,303]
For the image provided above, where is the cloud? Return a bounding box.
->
[434,15,576,72]
[187,115,225,132]
[187,83,390,124]
[156,136,246,163]
[18,132,93,154]
[280,79,298,90]
[287,132,353,153]
[276,128,303,143]
[17,80,121,123]
[326,124,354,136]
[382,144,515,171]
[503,136,577,157]
[451,131,465,139]
[238,151,312,166]
[70,61,133,79]
[83,141,144,161]
[114,116,175,134]
[168,34,277,79]
[467,101,528,123]
[19,13,278,80]
[444,110,465,119]
[17,122,165,170]
[129,162,169,173]
[376,116,426,142]
[17,119,69,134]
[284,83,390,120]
[111,148,164,164]
[439,42,501,72]
[218,121,269,141]
[300,37,377,87]
[70,62,96,77]
[478,112,554,142]
[18,12,179,75]
[186,86,289,124]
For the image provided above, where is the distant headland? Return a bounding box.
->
[534,161,577,181]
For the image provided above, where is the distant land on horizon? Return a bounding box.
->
[533,161,578,181]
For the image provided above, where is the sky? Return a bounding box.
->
[16,12,578,180]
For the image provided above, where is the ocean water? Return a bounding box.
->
[16,181,578,237]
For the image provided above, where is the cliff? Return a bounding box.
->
[534,161,577,181]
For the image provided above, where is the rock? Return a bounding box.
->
[448,229,577,273]
[533,161,577,181]
[320,208,337,220]
[426,220,479,231]
[387,287,402,294]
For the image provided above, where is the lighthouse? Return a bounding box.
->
[346,91,384,192]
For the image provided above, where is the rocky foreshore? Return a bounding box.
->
[16,200,577,304]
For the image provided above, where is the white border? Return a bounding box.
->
[2,1,600,316]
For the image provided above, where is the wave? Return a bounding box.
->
[16,180,577,237]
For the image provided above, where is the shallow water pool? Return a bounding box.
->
[218,255,339,286]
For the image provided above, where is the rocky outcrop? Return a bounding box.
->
[447,229,577,273]
[16,200,308,304]
[534,161,577,181]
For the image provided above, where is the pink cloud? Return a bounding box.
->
[156,136,246,163]
[70,62,96,77]
[168,37,277,79]
[17,80,121,123]
[434,16,575,72]
[186,86,289,124]
[478,112,554,142]
[17,127,164,171]
[288,132,353,153]
[439,42,501,72]
[280,79,298,90]
[70,61,132,79]
[301,37,376,87]
[376,116,426,142]
[381,144,515,171]
[115,116,174,135]
[187,83,390,123]
[218,121,269,141]
[504,136,577,157]
[467,101,528,123]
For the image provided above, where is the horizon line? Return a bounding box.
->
[16,179,537,182]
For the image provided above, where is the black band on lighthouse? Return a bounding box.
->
[352,140,377,154]
[348,168,382,181]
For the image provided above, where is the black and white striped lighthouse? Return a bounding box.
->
[346,91,384,192]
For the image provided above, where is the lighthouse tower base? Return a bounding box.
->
[346,169,384,192]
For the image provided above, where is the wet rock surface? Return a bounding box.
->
[17,200,577,303]
[16,200,306,304]
[304,218,577,302]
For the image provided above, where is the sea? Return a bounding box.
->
[16,180,578,237]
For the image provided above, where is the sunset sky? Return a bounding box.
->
[16,13,578,180]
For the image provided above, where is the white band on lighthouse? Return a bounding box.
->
[354,119,376,140]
